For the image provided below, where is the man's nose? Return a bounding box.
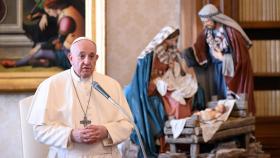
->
[84,56,92,64]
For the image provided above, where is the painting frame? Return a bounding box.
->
[0,0,104,92]
[0,0,24,33]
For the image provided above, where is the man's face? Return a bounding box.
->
[202,18,215,29]
[69,40,99,79]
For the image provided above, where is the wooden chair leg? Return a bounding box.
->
[190,143,199,158]
[245,133,250,150]
[170,144,176,153]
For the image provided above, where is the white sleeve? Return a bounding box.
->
[102,81,134,146]
[33,124,73,149]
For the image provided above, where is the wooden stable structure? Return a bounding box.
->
[164,98,257,158]
[164,116,255,158]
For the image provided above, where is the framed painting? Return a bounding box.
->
[0,0,104,91]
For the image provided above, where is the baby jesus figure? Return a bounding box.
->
[194,104,226,121]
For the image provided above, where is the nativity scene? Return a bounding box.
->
[0,1,278,158]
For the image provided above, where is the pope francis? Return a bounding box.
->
[27,37,133,158]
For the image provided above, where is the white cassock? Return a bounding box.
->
[27,67,133,158]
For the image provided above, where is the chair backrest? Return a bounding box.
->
[19,95,49,158]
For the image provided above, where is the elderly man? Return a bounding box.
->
[184,4,255,114]
[27,37,133,157]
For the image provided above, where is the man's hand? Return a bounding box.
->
[71,125,108,144]
[213,47,224,61]
[39,14,48,31]
[71,128,87,143]
[83,125,109,144]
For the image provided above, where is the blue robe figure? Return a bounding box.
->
[125,26,205,157]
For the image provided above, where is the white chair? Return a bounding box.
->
[19,96,49,158]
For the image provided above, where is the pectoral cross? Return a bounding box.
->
[80,116,91,127]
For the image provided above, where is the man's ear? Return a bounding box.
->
[67,53,73,63]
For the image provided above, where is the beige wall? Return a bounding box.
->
[106,0,180,86]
